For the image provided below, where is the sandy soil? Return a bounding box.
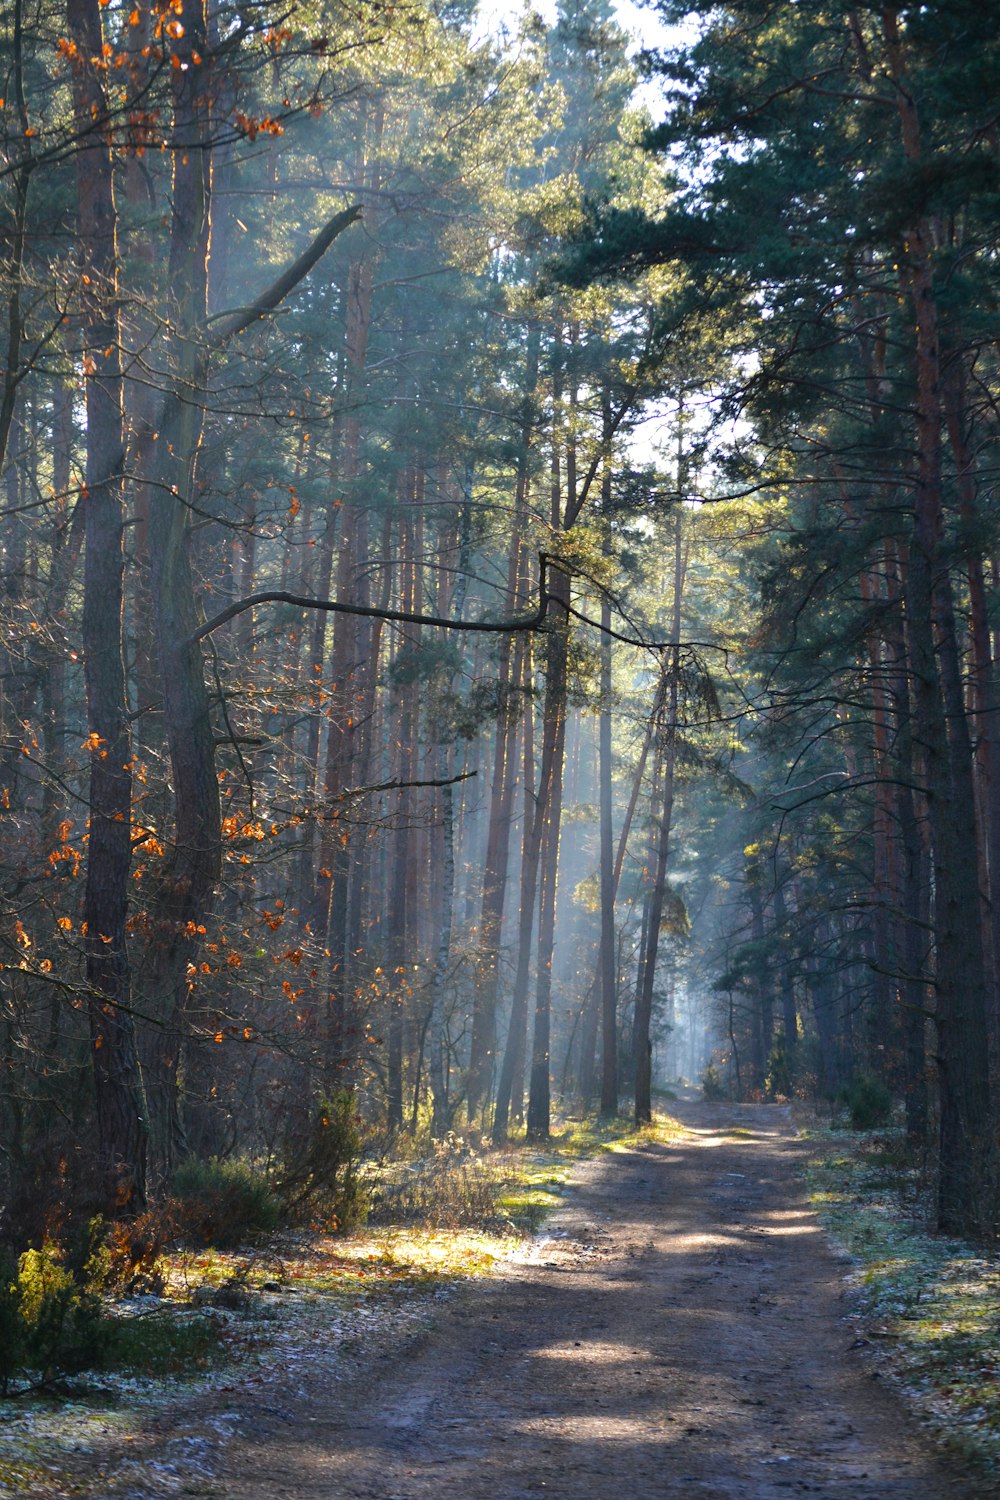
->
[67,1099,986,1498]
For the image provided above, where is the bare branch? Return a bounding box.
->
[205,205,363,350]
[325,770,478,804]
[190,554,559,643]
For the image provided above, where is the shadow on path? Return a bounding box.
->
[215,1101,984,1500]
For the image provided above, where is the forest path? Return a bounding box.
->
[196,1098,980,1500]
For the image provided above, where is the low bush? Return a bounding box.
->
[171,1157,281,1249]
[106,1311,224,1377]
[843,1073,894,1131]
[765,1035,793,1099]
[100,1208,173,1293]
[0,1214,231,1396]
[0,1233,111,1394]
[701,1062,727,1100]
[275,1091,369,1232]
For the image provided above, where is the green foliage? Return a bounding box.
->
[766,1034,792,1100]
[0,1237,111,1395]
[0,1228,224,1394]
[701,1062,727,1100]
[843,1074,894,1132]
[387,639,463,688]
[572,869,601,912]
[106,1312,225,1378]
[171,1158,281,1250]
[276,1092,369,1232]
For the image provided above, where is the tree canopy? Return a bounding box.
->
[0,0,998,1250]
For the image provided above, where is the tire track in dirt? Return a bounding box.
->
[209,1099,982,1499]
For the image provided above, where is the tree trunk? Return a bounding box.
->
[525,324,579,1143]
[884,6,995,1233]
[634,509,685,1124]
[771,875,798,1076]
[882,538,929,1143]
[942,359,1000,1071]
[0,0,32,479]
[69,0,147,1213]
[525,586,568,1141]
[466,568,520,1123]
[428,483,472,1133]
[314,238,376,1067]
[492,634,539,1143]
[468,331,539,1123]
[142,0,221,1182]
[598,595,618,1117]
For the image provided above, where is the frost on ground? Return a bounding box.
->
[0,1231,497,1499]
[807,1125,1000,1478]
[1,1103,992,1500]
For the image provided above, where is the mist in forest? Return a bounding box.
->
[1,0,997,1262]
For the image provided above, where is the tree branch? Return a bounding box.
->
[190,554,559,643]
[205,205,363,350]
[325,770,478,804]
[190,550,731,656]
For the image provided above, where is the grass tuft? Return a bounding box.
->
[105,1311,226,1377]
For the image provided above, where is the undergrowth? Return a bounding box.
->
[171,1157,282,1250]
[0,1104,683,1499]
[806,1123,1000,1479]
[368,1135,517,1230]
[366,1110,679,1234]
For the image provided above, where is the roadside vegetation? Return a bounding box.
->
[0,1111,679,1496]
[805,1115,1000,1482]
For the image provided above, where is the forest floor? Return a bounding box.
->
[3,1095,990,1500]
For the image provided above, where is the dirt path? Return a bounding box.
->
[76,1100,984,1499]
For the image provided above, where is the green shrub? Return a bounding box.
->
[0,1224,228,1394]
[275,1091,368,1232]
[171,1157,281,1249]
[0,1236,111,1394]
[701,1062,727,1100]
[765,1035,793,1099]
[843,1073,894,1131]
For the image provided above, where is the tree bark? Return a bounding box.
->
[468,330,539,1123]
[883,4,994,1234]
[140,0,220,1181]
[634,509,685,1124]
[69,0,147,1214]
[598,594,618,1116]
[492,635,539,1143]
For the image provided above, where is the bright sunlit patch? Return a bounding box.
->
[532,1341,652,1362]
[759,1208,820,1228]
[757,1221,820,1237]
[516,1414,674,1440]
